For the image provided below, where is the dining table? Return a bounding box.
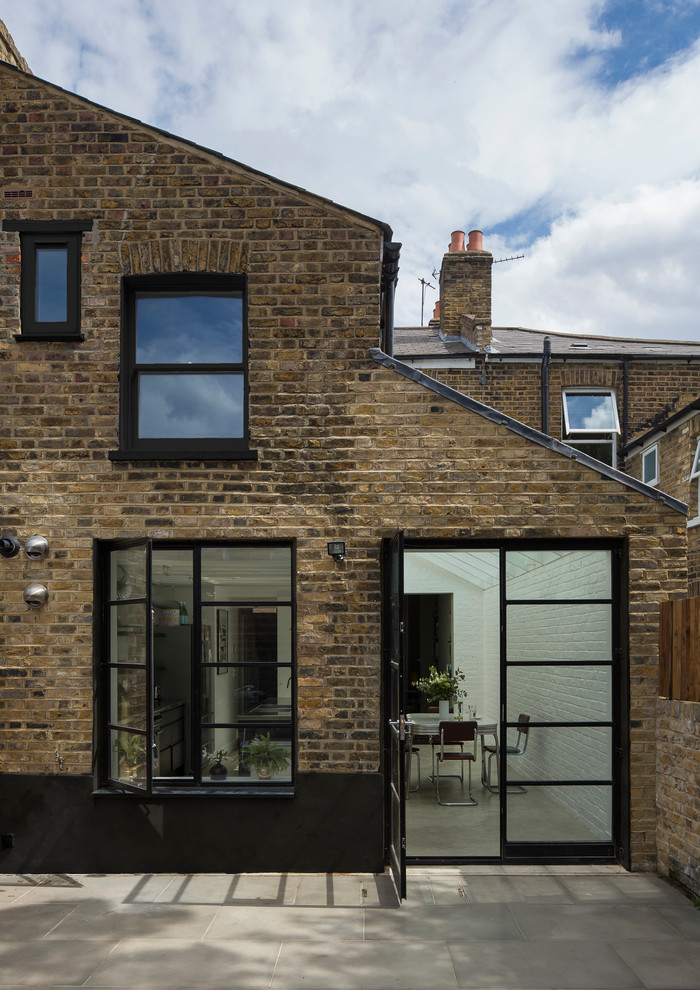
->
[406,712,499,790]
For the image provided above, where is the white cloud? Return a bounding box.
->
[6,0,700,338]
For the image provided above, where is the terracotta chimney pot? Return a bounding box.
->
[449,230,466,253]
[467,229,483,251]
[433,300,440,319]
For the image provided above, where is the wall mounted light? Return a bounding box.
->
[327,540,346,562]
[24,535,50,560]
[24,583,49,608]
[0,536,21,559]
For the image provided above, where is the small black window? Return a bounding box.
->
[3,219,92,340]
[112,273,253,461]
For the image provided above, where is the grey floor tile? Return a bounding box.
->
[560,874,691,905]
[272,939,457,989]
[85,938,279,988]
[365,903,523,941]
[0,939,116,986]
[46,901,220,939]
[456,875,520,904]
[206,905,364,940]
[0,902,79,939]
[509,876,574,903]
[511,903,681,941]
[448,938,642,989]
[656,902,700,940]
[614,938,700,989]
[292,874,374,907]
[17,874,174,904]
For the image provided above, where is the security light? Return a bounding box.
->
[327,540,346,562]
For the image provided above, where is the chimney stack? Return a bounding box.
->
[437,227,492,346]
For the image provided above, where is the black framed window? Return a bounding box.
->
[2,219,92,340]
[562,390,621,466]
[99,540,295,795]
[111,273,253,461]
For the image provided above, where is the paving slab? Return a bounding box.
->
[613,937,700,989]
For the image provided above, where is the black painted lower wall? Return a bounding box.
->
[0,772,386,874]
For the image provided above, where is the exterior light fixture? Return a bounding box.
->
[327,540,346,562]
[0,536,21,559]
[23,583,49,608]
[24,535,50,560]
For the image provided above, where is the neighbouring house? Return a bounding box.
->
[0,22,695,896]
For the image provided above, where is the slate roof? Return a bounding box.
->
[394,324,700,360]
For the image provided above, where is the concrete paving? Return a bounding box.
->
[0,866,699,989]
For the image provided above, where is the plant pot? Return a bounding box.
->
[253,765,272,780]
[438,700,450,721]
[210,761,227,780]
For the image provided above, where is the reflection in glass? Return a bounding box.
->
[136,293,243,364]
[205,664,292,722]
[201,548,292,601]
[138,373,244,438]
[563,392,619,432]
[506,725,612,782]
[507,784,612,841]
[505,550,611,600]
[36,245,67,321]
[507,604,612,662]
[110,603,147,663]
[109,545,147,600]
[110,729,148,787]
[506,666,612,723]
[109,668,147,727]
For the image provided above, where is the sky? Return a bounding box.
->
[5,0,700,339]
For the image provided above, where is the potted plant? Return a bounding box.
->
[242,732,290,779]
[113,735,146,783]
[413,665,466,720]
[202,748,231,780]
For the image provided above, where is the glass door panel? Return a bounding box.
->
[507,785,613,841]
[506,665,613,722]
[506,604,612,662]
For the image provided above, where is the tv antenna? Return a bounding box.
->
[493,254,525,264]
[418,276,435,326]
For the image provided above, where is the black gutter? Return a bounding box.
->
[370,347,688,515]
[622,358,629,447]
[541,336,551,434]
[484,352,700,362]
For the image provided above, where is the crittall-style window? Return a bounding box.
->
[690,440,700,524]
[111,273,253,460]
[2,219,92,340]
[562,390,621,466]
[642,443,659,487]
[100,541,295,794]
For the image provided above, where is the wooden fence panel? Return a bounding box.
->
[659,596,700,702]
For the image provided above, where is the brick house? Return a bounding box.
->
[0,26,693,892]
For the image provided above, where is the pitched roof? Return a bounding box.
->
[370,347,687,514]
[394,324,700,360]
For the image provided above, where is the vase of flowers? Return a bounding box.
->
[413,665,466,719]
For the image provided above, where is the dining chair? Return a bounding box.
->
[435,720,478,806]
[481,713,530,793]
[405,720,421,793]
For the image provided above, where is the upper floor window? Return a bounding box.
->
[690,440,700,524]
[2,219,92,340]
[111,273,254,461]
[562,390,621,466]
[642,443,659,487]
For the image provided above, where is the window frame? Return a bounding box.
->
[2,219,92,341]
[112,272,254,461]
[561,389,621,467]
[97,539,296,797]
[641,443,659,487]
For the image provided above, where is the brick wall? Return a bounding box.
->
[0,63,690,870]
[656,699,700,896]
[0,18,30,73]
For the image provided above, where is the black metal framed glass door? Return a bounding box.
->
[385,530,407,899]
[393,538,624,866]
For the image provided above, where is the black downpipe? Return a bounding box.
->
[381,241,401,356]
[622,358,629,446]
[541,336,551,434]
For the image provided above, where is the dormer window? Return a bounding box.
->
[562,390,621,466]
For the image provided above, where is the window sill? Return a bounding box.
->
[92,785,294,798]
[14,333,85,343]
[108,448,259,462]
[687,516,700,529]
